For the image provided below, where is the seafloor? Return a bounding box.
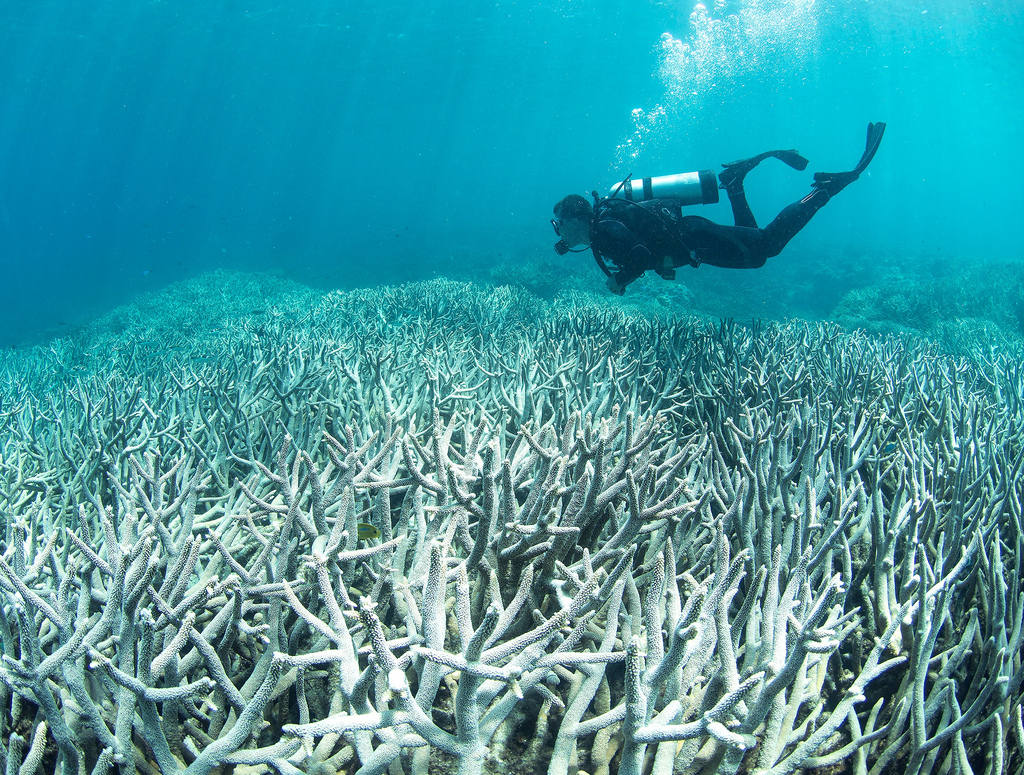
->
[0,270,1021,775]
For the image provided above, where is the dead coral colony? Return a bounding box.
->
[0,279,1021,775]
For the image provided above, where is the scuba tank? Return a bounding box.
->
[551,170,718,257]
[608,170,719,206]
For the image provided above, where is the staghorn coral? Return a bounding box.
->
[0,276,1021,775]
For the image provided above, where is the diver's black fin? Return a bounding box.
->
[720,148,810,191]
[812,122,886,195]
[775,149,810,171]
[856,122,886,173]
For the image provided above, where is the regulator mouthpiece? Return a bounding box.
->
[610,170,720,205]
[553,239,570,255]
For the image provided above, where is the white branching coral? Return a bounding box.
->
[0,279,1020,775]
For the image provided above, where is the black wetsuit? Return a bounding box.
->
[591,184,832,294]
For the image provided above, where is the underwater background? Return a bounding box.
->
[1,0,1022,343]
[2,3,1024,774]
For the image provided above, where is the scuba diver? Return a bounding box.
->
[552,122,885,295]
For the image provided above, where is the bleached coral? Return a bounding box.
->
[0,277,1021,775]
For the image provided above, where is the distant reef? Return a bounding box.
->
[469,251,1024,351]
[0,272,1021,774]
[831,259,1024,347]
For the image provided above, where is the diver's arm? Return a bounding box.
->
[594,219,652,295]
[609,246,650,294]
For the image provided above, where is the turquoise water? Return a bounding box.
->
[0,0,1021,342]
[1,5,1023,771]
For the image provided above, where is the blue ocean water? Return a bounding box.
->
[0,0,1021,344]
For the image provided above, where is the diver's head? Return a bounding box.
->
[552,194,593,254]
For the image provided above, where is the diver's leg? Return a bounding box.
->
[722,182,758,228]
[677,217,768,269]
[760,123,886,257]
[758,190,831,257]
[719,149,809,227]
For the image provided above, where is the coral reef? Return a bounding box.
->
[0,276,1022,774]
[831,259,1024,343]
[472,250,1024,350]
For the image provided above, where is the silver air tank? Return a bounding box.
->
[610,170,720,205]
